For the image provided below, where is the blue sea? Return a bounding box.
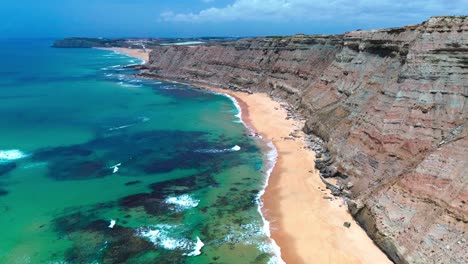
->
[0,39,281,263]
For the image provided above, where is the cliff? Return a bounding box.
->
[144,16,467,263]
[52,37,240,48]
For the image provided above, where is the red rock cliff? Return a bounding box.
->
[146,16,467,264]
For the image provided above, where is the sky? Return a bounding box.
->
[1,0,467,38]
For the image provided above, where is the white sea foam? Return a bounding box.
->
[0,149,28,162]
[256,141,285,264]
[137,224,203,256]
[185,237,204,256]
[117,82,142,88]
[165,194,199,211]
[224,94,244,124]
[108,219,116,228]
[231,145,241,151]
[109,163,121,174]
[108,50,146,64]
[210,91,249,126]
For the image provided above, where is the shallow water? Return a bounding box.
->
[0,40,279,263]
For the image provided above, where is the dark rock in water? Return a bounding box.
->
[119,193,153,208]
[124,64,148,70]
[124,180,141,186]
[0,162,16,176]
[119,175,207,215]
[343,222,351,228]
[85,219,110,232]
[59,217,156,264]
[48,160,110,180]
[33,146,92,160]
[101,229,155,264]
[143,160,177,174]
[0,189,8,196]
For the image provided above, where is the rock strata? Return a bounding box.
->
[144,16,467,263]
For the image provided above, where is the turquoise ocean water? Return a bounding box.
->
[0,40,280,263]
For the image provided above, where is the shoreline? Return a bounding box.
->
[96,47,149,63]
[106,48,391,263]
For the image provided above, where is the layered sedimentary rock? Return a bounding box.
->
[145,16,467,263]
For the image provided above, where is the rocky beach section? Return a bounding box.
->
[137,16,467,263]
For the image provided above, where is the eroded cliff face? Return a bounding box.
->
[145,16,467,263]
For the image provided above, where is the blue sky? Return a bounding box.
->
[1,0,467,38]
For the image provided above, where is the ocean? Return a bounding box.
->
[0,40,280,263]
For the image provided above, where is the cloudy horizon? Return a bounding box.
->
[1,0,467,38]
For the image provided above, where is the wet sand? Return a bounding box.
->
[106,47,391,264]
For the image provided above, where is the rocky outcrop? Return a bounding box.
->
[144,16,467,263]
[52,38,115,48]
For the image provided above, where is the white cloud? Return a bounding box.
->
[161,0,468,23]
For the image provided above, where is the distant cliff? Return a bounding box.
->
[52,37,240,48]
[52,38,118,48]
[144,16,468,263]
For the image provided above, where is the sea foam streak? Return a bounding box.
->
[195,145,241,153]
[0,149,28,162]
[107,117,150,131]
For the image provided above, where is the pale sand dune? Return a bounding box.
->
[107,48,391,264]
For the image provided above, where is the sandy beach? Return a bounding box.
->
[97,47,149,63]
[109,48,391,264]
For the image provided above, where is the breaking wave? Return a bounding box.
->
[136,224,204,256]
[165,194,199,211]
[0,149,28,162]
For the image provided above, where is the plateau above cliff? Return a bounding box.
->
[144,16,468,264]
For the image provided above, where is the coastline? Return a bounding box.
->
[107,48,391,263]
[96,47,149,63]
